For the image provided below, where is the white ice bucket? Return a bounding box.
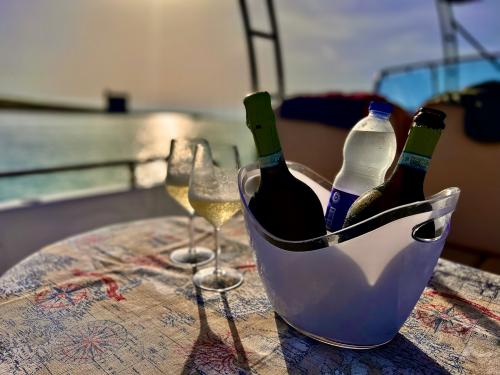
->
[238,161,460,349]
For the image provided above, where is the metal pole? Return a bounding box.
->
[430,64,440,95]
[436,0,460,91]
[239,0,259,92]
[266,0,285,100]
[128,162,137,189]
[373,70,387,94]
[453,19,500,71]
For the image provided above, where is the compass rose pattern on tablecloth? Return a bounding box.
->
[35,283,89,310]
[415,303,477,336]
[54,320,128,363]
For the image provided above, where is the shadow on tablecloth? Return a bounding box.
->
[274,314,450,374]
[180,286,251,374]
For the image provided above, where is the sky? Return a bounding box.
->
[0,0,498,116]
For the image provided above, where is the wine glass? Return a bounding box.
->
[188,143,243,291]
[165,138,214,267]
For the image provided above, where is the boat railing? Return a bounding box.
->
[0,156,167,190]
[374,51,500,111]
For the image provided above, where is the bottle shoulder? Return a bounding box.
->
[250,173,327,240]
[254,169,325,213]
[346,173,424,221]
[351,116,395,133]
[343,186,385,227]
[257,172,320,200]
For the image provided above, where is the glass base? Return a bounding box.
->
[170,247,214,268]
[192,267,243,292]
[279,314,393,349]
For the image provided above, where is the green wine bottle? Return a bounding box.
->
[342,107,446,239]
[244,92,327,243]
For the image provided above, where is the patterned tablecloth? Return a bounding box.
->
[0,215,498,375]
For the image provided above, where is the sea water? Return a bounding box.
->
[0,111,253,202]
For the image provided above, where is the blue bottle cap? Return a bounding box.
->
[369,101,393,114]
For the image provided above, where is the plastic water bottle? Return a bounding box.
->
[325,101,396,232]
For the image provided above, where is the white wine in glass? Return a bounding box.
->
[189,198,241,229]
[189,143,243,292]
[165,139,214,267]
[165,183,194,215]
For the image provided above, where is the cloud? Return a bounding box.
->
[276,0,449,93]
[0,0,497,112]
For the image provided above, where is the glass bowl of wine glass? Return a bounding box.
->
[189,142,243,292]
[166,138,214,267]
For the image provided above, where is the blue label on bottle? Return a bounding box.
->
[398,151,430,172]
[325,188,359,232]
[259,151,282,168]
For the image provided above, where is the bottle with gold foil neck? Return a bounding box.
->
[342,107,446,239]
[244,91,327,242]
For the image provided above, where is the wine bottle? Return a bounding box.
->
[342,107,446,239]
[243,91,327,243]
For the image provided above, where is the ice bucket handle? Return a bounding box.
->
[410,187,459,243]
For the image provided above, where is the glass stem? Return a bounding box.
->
[188,213,195,258]
[214,226,221,276]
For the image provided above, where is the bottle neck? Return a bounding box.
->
[250,121,282,160]
[397,125,442,173]
[244,91,287,174]
[247,114,284,170]
[386,124,442,193]
[258,149,284,168]
[249,122,291,183]
[259,153,290,184]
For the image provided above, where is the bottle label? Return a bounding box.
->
[259,151,283,168]
[398,151,430,171]
[325,188,359,232]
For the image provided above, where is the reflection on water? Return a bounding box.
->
[135,113,192,160]
[135,160,168,188]
[0,111,254,202]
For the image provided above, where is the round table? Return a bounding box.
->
[0,216,499,374]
